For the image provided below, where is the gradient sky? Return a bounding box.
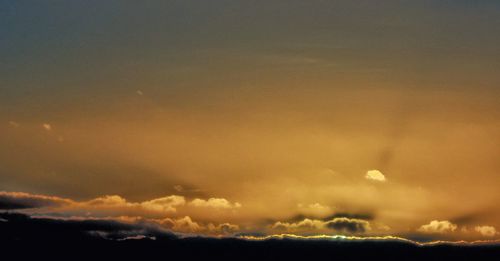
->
[1,1,500,241]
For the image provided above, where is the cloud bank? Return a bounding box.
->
[0,191,241,236]
[272,217,371,234]
[0,191,72,210]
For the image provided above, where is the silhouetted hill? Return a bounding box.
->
[1,212,499,260]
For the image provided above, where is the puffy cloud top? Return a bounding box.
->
[0,191,238,219]
[325,217,371,233]
[140,196,186,212]
[475,226,497,237]
[189,198,241,209]
[365,170,386,182]
[418,220,457,234]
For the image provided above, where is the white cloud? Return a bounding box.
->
[159,216,202,233]
[85,195,129,206]
[474,226,497,237]
[365,170,386,182]
[157,216,239,235]
[189,198,241,209]
[272,218,325,231]
[417,220,457,234]
[81,194,186,213]
[43,123,52,131]
[140,195,186,212]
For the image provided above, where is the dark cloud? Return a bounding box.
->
[323,212,375,221]
[325,218,371,233]
[451,214,481,226]
[0,212,176,242]
[450,209,498,226]
[284,212,374,223]
[286,214,313,223]
[0,191,70,210]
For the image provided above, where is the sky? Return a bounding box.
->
[1,1,500,242]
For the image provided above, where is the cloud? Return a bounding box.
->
[323,212,375,221]
[418,220,457,234]
[0,191,191,216]
[159,216,203,233]
[474,226,497,237]
[325,218,371,233]
[27,212,240,236]
[189,198,241,209]
[157,216,239,235]
[140,196,186,212]
[0,191,72,210]
[116,235,152,241]
[29,214,145,224]
[365,170,386,182]
[85,195,130,206]
[0,212,175,242]
[209,223,240,235]
[0,191,240,236]
[272,218,325,231]
[297,203,333,217]
[42,123,52,131]
[272,217,370,234]
[78,194,186,214]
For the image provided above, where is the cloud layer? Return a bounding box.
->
[0,191,72,210]
[0,191,241,236]
[1,191,499,241]
[272,217,371,234]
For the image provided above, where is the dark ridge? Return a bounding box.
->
[1,212,499,261]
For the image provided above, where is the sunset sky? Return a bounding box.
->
[1,1,500,242]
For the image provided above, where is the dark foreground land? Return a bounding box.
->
[1,212,499,260]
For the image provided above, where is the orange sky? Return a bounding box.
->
[1,1,500,241]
